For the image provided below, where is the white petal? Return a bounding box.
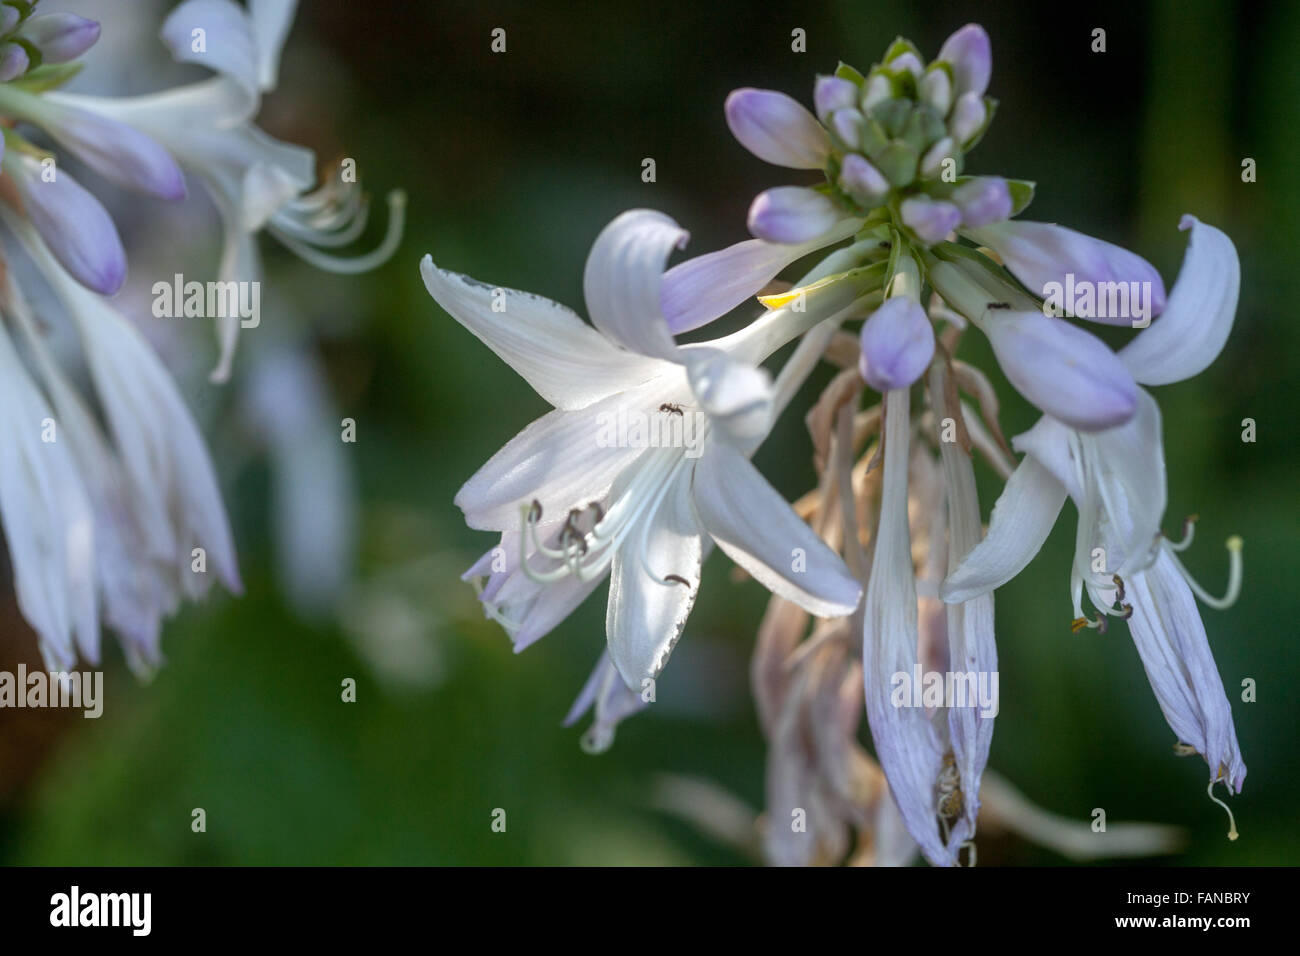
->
[562,651,648,752]
[162,0,259,102]
[684,349,773,454]
[931,364,997,837]
[860,388,953,865]
[692,441,861,617]
[453,402,646,532]
[1127,551,1246,791]
[941,457,1067,603]
[421,256,671,411]
[249,0,298,90]
[606,468,703,687]
[20,222,241,598]
[583,210,689,361]
[1078,389,1166,576]
[1119,216,1240,386]
[1011,415,1083,501]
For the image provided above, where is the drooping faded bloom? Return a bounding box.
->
[426,210,863,729]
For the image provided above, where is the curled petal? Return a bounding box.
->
[684,349,774,454]
[162,0,259,104]
[583,209,687,361]
[249,0,299,90]
[1119,216,1240,386]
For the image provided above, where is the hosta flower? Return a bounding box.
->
[44,0,404,380]
[426,209,862,697]
[942,216,1246,834]
[0,3,394,674]
[535,21,1247,866]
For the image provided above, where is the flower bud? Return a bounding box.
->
[859,297,935,391]
[937,24,992,98]
[747,186,841,243]
[0,42,28,82]
[814,75,857,122]
[919,136,956,180]
[25,100,187,200]
[20,14,101,64]
[838,153,890,207]
[861,73,892,110]
[725,88,830,170]
[949,91,986,145]
[7,153,127,295]
[828,108,863,150]
[888,51,923,78]
[920,67,953,116]
[900,196,960,243]
[952,176,1012,228]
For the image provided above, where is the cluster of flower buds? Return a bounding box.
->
[0,4,100,82]
[729,25,1028,247]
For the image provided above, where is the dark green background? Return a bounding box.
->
[0,0,1294,865]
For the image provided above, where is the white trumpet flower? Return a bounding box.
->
[425,209,863,690]
[941,216,1246,831]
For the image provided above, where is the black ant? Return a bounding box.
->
[659,403,684,416]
